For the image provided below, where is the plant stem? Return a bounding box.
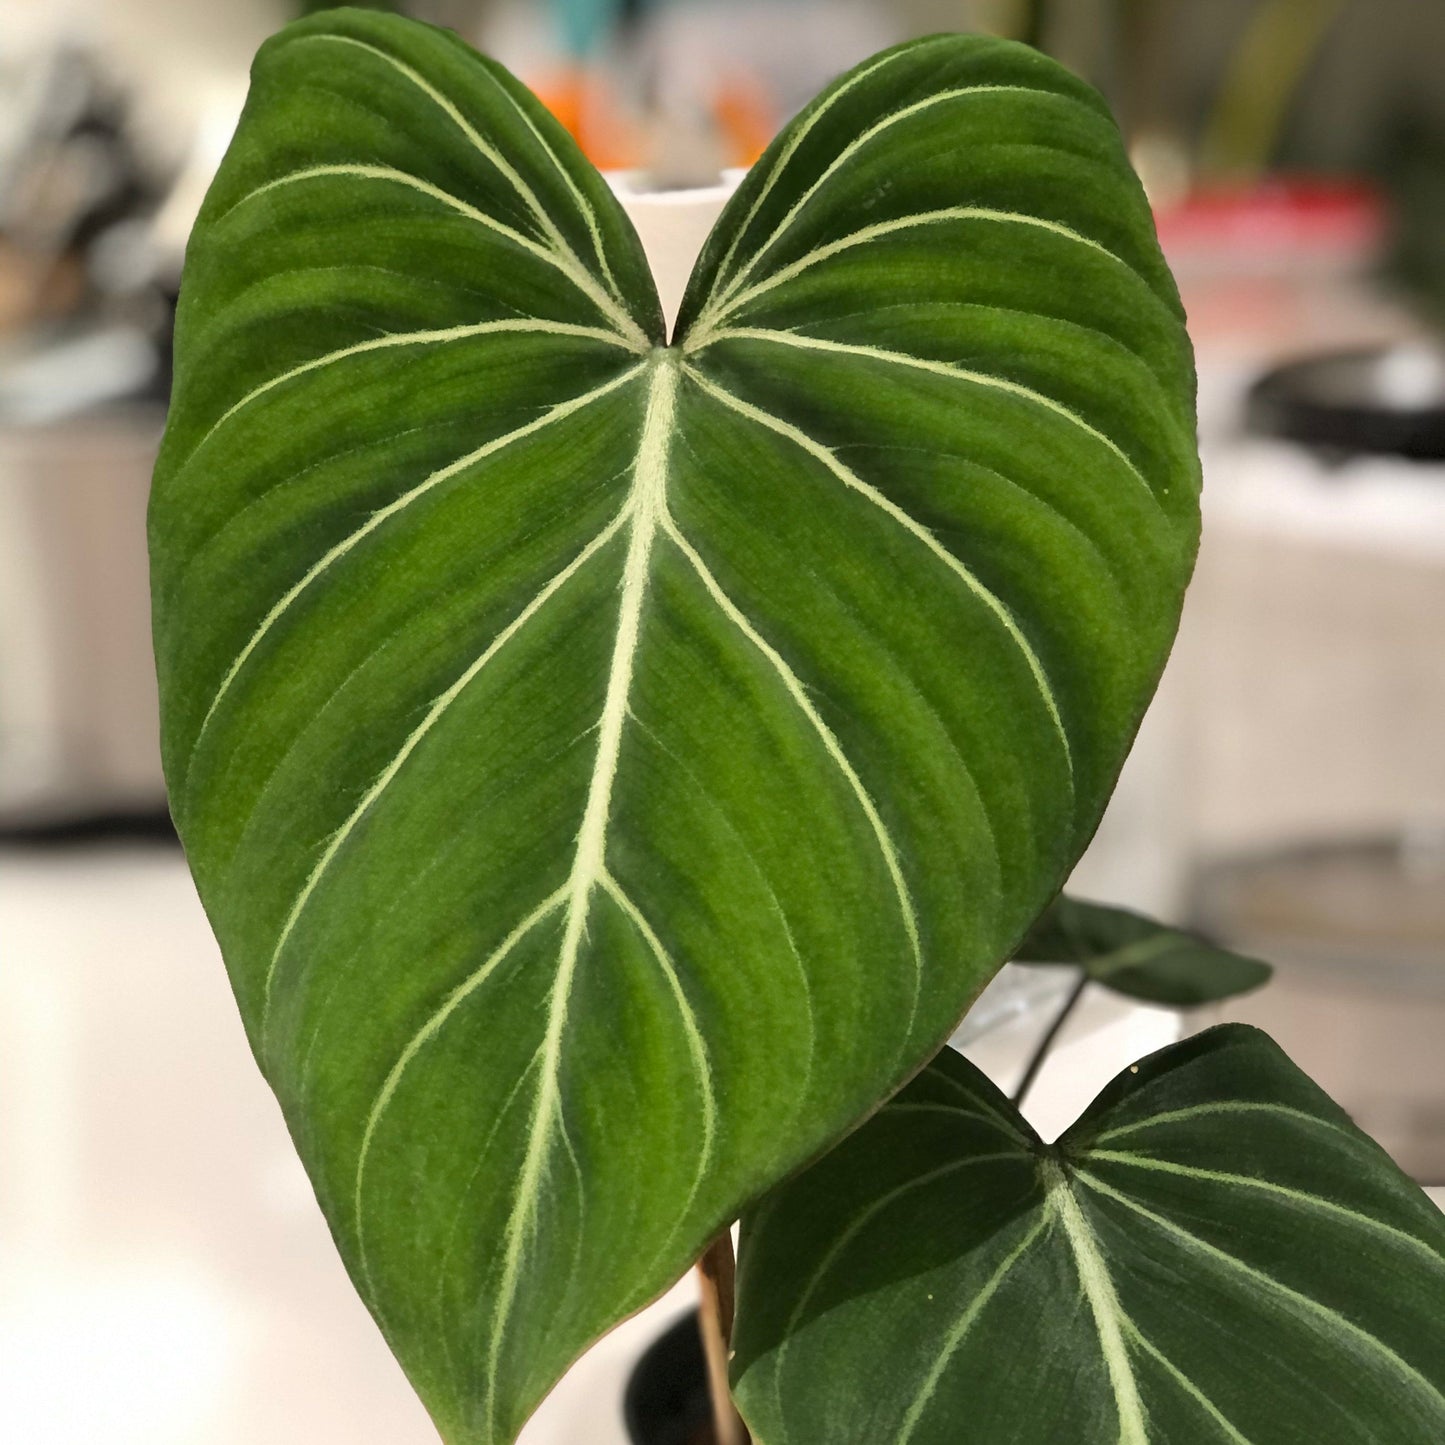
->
[696,1230,749,1445]
[1011,970,1088,1111]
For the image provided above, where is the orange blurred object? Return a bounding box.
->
[713,71,774,168]
[531,64,776,177]
[530,66,646,172]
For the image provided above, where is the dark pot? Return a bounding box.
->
[623,1309,714,1445]
[1246,345,1445,461]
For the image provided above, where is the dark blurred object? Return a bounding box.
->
[1019,0,1046,50]
[1377,109,1445,329]
[298,0,396,10]
[1248,344,1445,461]
[623,1310,711,1445]
[1156,178,1406,429]
[0,44,174,412]
[0,41,174,826]
[0,807,175,847]
[0,46,169,309]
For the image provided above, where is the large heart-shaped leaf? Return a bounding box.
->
[732,1026,1445,1443]
[1016,894,1272,1005]
[149,12,1198,1441]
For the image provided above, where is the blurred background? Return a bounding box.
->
[2,1,1444,1441]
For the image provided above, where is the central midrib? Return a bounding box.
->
[483,353,678,1429]
[1043,1155,1149,1445]
[554,355,678,988]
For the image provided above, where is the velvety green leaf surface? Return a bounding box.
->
[1016,894,1271,1005]
[149,12,1198,1442]
[732,1026,1445,1444]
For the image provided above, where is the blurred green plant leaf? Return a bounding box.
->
[149,11,1198,1441]
[732,1026,1445,1444]
[1016,894,1272,1005]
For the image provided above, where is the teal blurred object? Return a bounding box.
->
[552,0,627,58]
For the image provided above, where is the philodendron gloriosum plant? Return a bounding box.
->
[148,11,1445,1443]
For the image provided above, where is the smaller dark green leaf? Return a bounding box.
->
[732,1025,1445,1445]
[1015,894,1271,1005]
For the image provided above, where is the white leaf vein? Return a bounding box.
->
[1086,1150,1445,1270]
[661,514,923,1029]
[628,715,818,1115]
[697,329,1156,511]
[290,31,641,340]
[1075,1168,1445,1419]
[481,358,678,1437]
[896,1214,1052,1443]
[1042,1158,1149,1445]
[353,917,562,1281]
[225,162,642,345]
[492,79,624,302]
[768,1152,1019,1429]
[229,163,543,258]
[704,41,945,305]
[600,871,717,1253]
[921,1064,1035,1146]
[683,364,1075,774]
[258,502,631,1026]
[1089,1102,1362,1149]
[709,83,1067,319]
[690,205,1132,343]
[883,1101,1031,1147]
[190,361,645,770]
[187,318,636,467]
[1125,1325,1254,1445]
